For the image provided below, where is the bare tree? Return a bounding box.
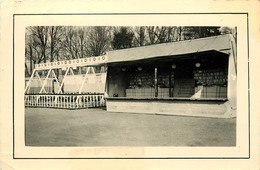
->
[29,26,49,63]
[86,26,112,56]
[176,26,184,41]
[146,26,178,44]
[181,27,221,40]
[62,26,78,59]
[25,25,224,77]
[25,31,34,75]
[49,26,63,62]
[132,26,147,47]
[25,28,43,75]
[78,27,87,58]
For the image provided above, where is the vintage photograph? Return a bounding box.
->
[1,0,258,168]
[24,26,237,147]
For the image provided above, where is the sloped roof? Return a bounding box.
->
[107,34,232,63]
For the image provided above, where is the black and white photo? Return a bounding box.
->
[24,26,237,147]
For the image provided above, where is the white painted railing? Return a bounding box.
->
[24,94,106,109]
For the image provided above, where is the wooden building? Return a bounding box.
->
[105,34,237,118]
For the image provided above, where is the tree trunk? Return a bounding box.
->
[29,44,33,74]
[25,63,30,77]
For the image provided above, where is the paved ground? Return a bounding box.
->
[25,108,236,146]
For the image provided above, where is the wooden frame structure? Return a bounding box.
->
[24,55,108,108]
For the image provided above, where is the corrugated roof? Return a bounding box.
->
[107,34,232,63]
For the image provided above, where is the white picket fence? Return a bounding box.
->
[24,94,106,109]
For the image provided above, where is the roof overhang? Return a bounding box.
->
[107,34,233,64]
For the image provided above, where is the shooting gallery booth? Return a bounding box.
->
[105,34,237,118]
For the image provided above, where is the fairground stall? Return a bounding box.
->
[24,56,107,109]
[105,34,237,118]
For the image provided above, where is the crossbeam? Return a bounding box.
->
[25,58,107,95]
[34,55,107,70]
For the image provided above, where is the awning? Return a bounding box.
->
[107,34,232,64]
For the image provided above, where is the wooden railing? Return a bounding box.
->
[24,94,106,109]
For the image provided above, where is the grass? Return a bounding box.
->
[25,108,236,146]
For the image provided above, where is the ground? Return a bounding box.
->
[25,108,236,146]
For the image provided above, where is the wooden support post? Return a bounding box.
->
[24,69,36,94]
[66,96,69,108]
[69,96,71,108]
[169,71,172,97]
[155,68,158,97]
[78,67,82,74]
[57,67,70,94]
[35,71,46,93]
[51,70,60,88]
[51,70,60,104]
[230,40,237,74]
[39,69,52,94]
